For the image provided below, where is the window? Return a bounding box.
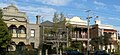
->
[18,26,26,34]
[9,27,17,34]
[31,29,35,37]
[20,27,26,34]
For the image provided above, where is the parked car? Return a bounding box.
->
[94,51,110,55]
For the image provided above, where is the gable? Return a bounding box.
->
[3,5,19,13]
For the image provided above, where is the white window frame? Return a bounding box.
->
[30,29,35,37]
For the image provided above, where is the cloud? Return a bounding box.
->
[0,0,17,8]
[18,6,57,22]
[36,0,72,6]
[0,1,57,22]
[113,5,120,12]
[94,1,106,9]
[19,6,56,15]
[108,17,120,21]
[94,1,106,6]
[0,3,8,8]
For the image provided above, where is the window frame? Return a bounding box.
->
[30,29,35,37]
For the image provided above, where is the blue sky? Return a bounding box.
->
[0,0,120,32]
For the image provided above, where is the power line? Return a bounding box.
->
[2,1,119,28]
[9,1,120,18]
[5,0,117,15]
[4,0,120,20]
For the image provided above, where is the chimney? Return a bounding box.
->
[95,20,101,25]
[36,15,40,25]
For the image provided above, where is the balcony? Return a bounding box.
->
[44,34,67,43]
[72,36,88,41]
[12,33,26,38]
[12,34,17,37]
[12,34,27,44]
[18,34,26,38]
[71,32,88,41]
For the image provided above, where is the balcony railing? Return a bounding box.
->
[44,34,67,43]
[12,33,26,38]
[71,33,88,41]
[18,34,26,38]
[12,34,17,37]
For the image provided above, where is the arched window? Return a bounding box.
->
[18,25,26,34]
[8,25,17,34]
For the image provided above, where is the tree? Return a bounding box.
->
[0,9,12,54]
[103,33,111,50]
[90,37,101,51]
[90,33,111,51]
[42,12,67,54]
[52,12,59,33]
[52,12,66,54]
[0,9,2,18]
[52,12,66,33]
[70,41,83,51]
[60,13,64,21]
[53,12,59,23]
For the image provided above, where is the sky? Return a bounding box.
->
[0,0,120,33]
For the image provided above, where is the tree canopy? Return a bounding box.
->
[0,9,12,48]
[90,33,111,50]
[52,12,66,33]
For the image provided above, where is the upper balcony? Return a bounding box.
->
[12,33,26,38]
[43,34,67,43]
[71,32,88,41]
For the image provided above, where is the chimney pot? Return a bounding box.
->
[36,15,40,25]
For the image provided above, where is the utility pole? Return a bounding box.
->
[86,10,92,55]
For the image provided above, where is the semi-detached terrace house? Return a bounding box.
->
[90,20,118,52]
[66,16,118,52]
[66,16,88,51]
[40,16,88,54]
[1,4,118,54]
[1,4,41,52]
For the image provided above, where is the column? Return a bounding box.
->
[75,31,77,38]
[39,50,42,55]
[60,49,62,55]
[46,49,48,55]
[77,31,79,38]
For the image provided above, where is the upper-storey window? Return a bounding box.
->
[31,29,35,37]
[18,25,26,34]
[8,25,17,34]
